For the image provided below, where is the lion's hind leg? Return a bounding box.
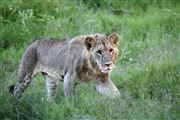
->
[42,73,58,102]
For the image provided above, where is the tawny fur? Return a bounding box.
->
[10,33,120,101]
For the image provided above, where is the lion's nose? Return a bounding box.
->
[105,62,112,67]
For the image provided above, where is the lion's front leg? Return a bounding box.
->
[63,72,77,97]
[95,76,120,97]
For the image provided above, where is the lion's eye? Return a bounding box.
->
[110,48,113,54]
[97,50,102,55]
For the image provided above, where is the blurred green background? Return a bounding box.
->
[0,0,180,119]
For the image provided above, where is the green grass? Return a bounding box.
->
[0,0,180,119]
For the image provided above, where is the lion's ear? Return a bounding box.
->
[108,33,119,46]
[85,37,96,50]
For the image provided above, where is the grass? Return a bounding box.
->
[0,0,180,119]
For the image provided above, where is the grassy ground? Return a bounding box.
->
[0,0,180,119]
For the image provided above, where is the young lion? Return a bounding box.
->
[10,33,120,101]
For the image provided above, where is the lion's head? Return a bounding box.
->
[85,33,119,74]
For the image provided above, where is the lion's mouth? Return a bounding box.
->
[100,68,111,73]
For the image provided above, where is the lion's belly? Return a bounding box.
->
[34,62,64,80]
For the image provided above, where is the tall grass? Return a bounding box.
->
[0,0,180,119]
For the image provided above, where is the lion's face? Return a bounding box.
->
[85,33,119,74]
